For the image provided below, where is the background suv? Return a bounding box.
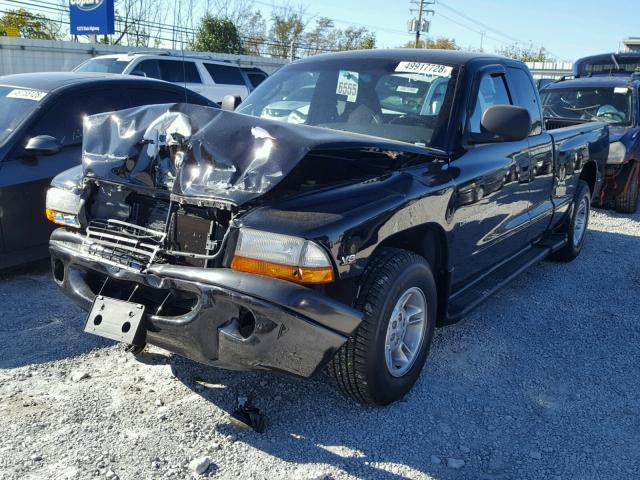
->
[74,52,252,104]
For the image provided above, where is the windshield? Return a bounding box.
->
[0,86,45,145]
[75,58,129,74]
[237,59,458,148]
[541,87,634,126]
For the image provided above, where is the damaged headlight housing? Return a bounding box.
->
[607,141,627,165]
[231,228,334,284]
[46,166,83,228]
[46,187,81,228]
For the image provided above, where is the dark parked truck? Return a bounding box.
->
[541,73,640,212]
[47,51,609,405]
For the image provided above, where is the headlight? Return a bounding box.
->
[230,228,334,284]
[45,187,81,228]
[607,141,627,164]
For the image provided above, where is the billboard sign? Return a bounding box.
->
[69,0,115,35]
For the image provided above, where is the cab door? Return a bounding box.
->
[505,66,555,242]
[449,66,532,289]
[0,88,132,255]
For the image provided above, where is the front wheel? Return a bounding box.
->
[329,248,437,405]
[553,180,591,262]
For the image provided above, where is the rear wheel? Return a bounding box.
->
[614,175,639,213]
[553,180,591,262]
[329,248,437,405]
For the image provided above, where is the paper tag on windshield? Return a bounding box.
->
[614,87,629,94]
[395,61,452,77]
[6,88,47,101]
[397,85,419,94]
[336,70,359,102]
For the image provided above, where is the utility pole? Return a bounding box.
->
[414,0,424,48]
[408,0,435,48]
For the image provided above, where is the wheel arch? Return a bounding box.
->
[372,223,451,326]
[579,160,597,197]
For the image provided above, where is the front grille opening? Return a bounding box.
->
[84,219,166,271]
[86,271,198,317]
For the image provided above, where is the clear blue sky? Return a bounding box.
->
[255,0,639,62]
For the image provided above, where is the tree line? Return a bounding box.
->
[0,0,551,62]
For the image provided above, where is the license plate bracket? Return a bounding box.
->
[85,296,145,344]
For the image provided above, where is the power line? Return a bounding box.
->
[435,0,566,60]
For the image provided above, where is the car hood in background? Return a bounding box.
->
[81,103,438,205]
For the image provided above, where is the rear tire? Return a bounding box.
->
[614,176,639,213]
[553,180,591,262]
[329,248,437,406]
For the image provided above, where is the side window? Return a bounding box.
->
[469,73,511,134]
[134,60,161,80]
[128,87,186,107]
[506,67,542,135]
[29,89,130,146]
[204,63,245,85]
[157,60,202,84]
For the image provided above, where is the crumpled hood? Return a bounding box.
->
[81,103,433,205]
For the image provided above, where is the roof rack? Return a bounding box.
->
[127,50,172,56]
[124,50,238,63]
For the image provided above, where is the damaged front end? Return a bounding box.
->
[48,103,365,377]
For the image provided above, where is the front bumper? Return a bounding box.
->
[49,229,362,378]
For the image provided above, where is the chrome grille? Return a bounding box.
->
[84,219,166,271]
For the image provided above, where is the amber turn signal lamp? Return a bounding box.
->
[231,255,335,284]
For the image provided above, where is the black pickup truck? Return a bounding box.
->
[47,50,608,405]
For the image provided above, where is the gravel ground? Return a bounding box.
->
[1,208,639,480]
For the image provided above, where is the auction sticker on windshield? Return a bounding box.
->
[395,62,452,77]
[336,70,359,102]
[6,88,47,101]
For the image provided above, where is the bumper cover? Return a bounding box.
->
[49,229,362,377]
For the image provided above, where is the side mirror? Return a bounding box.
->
[130,69,147,77]
[477,105,532,143]
[221,94,242,112]
[24,135,62,156]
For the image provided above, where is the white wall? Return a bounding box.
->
[525,61,574,80]
[0,37,287,77]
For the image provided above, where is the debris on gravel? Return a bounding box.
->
[0,208,639,480]
[189,456,212,475]
[70,371,90,382]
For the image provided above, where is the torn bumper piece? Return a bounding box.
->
[49,229,362,378]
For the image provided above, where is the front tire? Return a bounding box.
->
[554,180,591,262]
[330,248,437,405]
